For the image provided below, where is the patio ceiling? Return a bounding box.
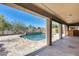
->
[3,3,79,26]
[32,3,79,25]
[42,4,79,25]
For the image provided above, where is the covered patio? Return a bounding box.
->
[26,36,79,56]
[3,3,79,56]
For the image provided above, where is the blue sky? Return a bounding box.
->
[0,4,46,28]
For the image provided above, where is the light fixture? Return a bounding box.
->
[69,14,72,16]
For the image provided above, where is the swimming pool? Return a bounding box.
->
[21,32,46,41]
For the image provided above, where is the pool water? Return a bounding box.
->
[22,33,46,41]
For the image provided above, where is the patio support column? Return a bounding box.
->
[64,25,66,36]
[67,26,69,31]
[67,25,69,36]
[47,19,52,46]
[59,24,62,39]
[65,25,68,36]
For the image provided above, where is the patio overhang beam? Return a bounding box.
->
[15,3,68,25]
[51,18,67,25]
[68,23,79,26]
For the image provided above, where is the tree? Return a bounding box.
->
[52,23,59,33]
[0,15,6,34]
[13,22,27,34]
[0,15,29,35]
[0,15,13,35]
[52,23,58,28]
[4,21,12,30]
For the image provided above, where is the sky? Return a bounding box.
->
[0,4,46,28]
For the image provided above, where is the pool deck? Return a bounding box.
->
[0,34,60,56]
[0,34,46,56]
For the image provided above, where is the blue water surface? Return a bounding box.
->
[22,33,46,41]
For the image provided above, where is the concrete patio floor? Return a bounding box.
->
[27,36,79,56]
